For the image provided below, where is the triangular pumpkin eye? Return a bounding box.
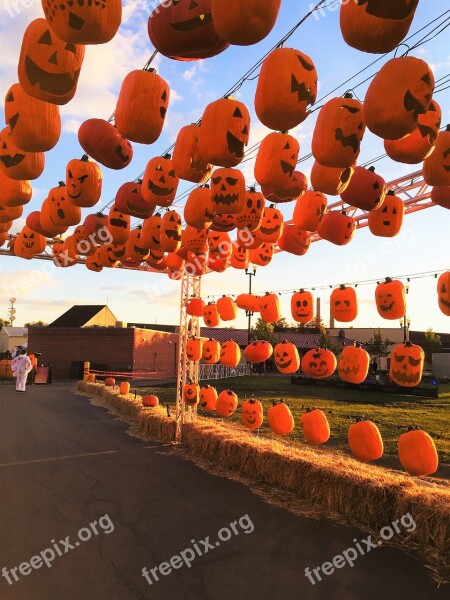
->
[283,143,290,150]
[392,207,397,215]
[38,30,52,45]
[442,284,447,293]
[6,92,14,102]
[65,43,77,54]
[233,108,243,118]
[421,73,432,85]
[161,91,167,101]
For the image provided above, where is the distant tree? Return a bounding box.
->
[317,323,340,353]
[273,317,290,331]
[250,318,278,346]
[0,318,11,329]
[24,320,48,327]
[423,328,441,363]
[366,328,392,357]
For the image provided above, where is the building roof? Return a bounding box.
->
[128,323,178,333]
[1,327,28,337]
[49,305,109,328]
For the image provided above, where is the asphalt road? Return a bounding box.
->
[0,382,448,600]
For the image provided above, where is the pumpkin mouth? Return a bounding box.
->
[258,253,271,263]
[417,123,435,139]
[115,146,130,163]
[25,55,80,95]
[358,0,417,20]
[296,310,310,318]
[276,357,292,369]
[214,193,239,206]
[165,229,181,241]
[110,218,128,228]
[134,246,148,256]
[226,131,245,157]
[0,153,25,168]
[160,107,167,119]
[8,113,19,132]
[280,160,294,176]
[57,208,65,220]
[379,301,395,312]
[170,13,212,32]
[340,365,360,376]
[112,247,126,258]
[392,370,420,384]
[126,201,152,217]
[404,90,429,118]
[68,187,82,199]
[334,129,360,153]
[440,297,450,308]
[147,181,175,197]
[260,225,279,235]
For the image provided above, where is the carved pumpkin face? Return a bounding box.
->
[256,206,283,243]
[389,342,424,388]
[85,248,103,272]
[278,224,311,256]
[108,204,130,245]
[254,132,300,191]
[207,231,231,259]
[437,271,450,317]
[183,382,199,406]
[301,348,337,379]
[110,242,126,260]
[115,181,155,219]
[186,338,203,362]
[173,124,213,184]
[291,290,314,323]
[293,190,327,232]
[249,242,274,267]
[340,166,386,211]
[258,293,280,323]
[84,212,109,244]
[219,341,241,368]
[18,18,85,105]
[184,186,214,229]
[235,189,264,231]
[99,243,119,268]
[368,191,404,237]
[244,340,273,364]
[241,399,263,430]
[210,212,236,232]
[274,342,300,374]
[42,182,81,229]
[78,119,133,170]
[330,285,358,323]
[216,389,238,417]
[262,170,308,204]
[203,303,221,327]
[142,155,179,208]
[160,210,182,252]
[338,345,370,385]
[142,214,162,250]
[423,126,450,187]
[182,226,208,255]
[199,385,218,412]
[202,339,221,364]
[147,247,165,266]
[148,0,229,61]
[14,225,46,259]
[66,156,102,208]
[230,243,249,270]
[211,167,246,214]
[318,211,356,246]
[72,225,95,256]
[126,227,150,262]
[375,278,406,320]
[0,127,45,181]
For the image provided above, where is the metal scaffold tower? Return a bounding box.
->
[175,273,201,443]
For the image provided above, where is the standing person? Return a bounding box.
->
[371,358,378,381]
[11,349,32,393]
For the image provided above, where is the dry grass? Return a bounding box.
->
[77,380,450,583]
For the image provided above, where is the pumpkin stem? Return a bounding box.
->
[387,190,395,196]
[343,92,353,99]
[163,153,172,160]
[446,124,450,132]
[81,154,89,162]
[339,284,346,290]
[385,277,393,283]
[368,166,376,172]
[58,181,65,187]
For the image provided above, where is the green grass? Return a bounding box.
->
[137,376,450,467]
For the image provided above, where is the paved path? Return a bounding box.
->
[0,382,447,600]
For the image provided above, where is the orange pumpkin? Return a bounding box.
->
[375,278,406,320]
[348,420,384,463]
[203,303,221,327]
[301,408,330,446]
[98,244,119,269]
[142,154,179,208]
[389,342,424,388]
[338,344,370,385]
[211,0,281,46]
[431,185,450,209]
[183,382,199,406]
[186,338,203,362]
[318,211,356,246]
[241,398,263,430]
[210,212,236,232]
[85,249,103,272]
[13,225,46,259]
[143,394,159,407]
[262,170,308,204]
[66,155,102,208]
[78,119,133,170]
[173,124,213,184]
[125,227,150,262]
[340,166,386,211]
[301,348,337,379]
[199,385,218,412]
[293,190,327,232]
[310,162,354,196]
[423,126,450,187]
[274,341,300,374]
[160,210,182,253]
[244,340,273,364]
[141,214,162,250]
[330,285,358,323]
[437,271,450,317]
[104,377,115,387]
[0,127,45,181]
[256,205,283,243]
[258,292,281,323]
[254,132,300,191]
[182,226,208,256]
[398,428,438,476]
[202,339,221,364]
[0,172,32,208]
[278,224,311,256]
[291,290,314,324]
[230,243,249,270]
[210,168,245,214]
[219,341,241,368]
[84,212,109,244]
[268,400,294,435]
[248,242,275,267]
[217,296,238,321]
[0,204,23,225]
[235,188,264,231]
[42,181,81,229]
[236,294,260,313]
[107,205,130,245]
[368,191,404,237]
[119,381,130,395]
[184,186,214,229]
[216,389,238,417]
[115,181,155,220]
[186,297,204,316]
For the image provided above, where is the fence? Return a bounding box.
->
[199,363,251,381]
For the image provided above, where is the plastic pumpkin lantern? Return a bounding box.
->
[423,125,450,187]
[182,226,208,256]
[0,127,45,181]
[98,244,119,269]
[40,183,81,235]
[183,382,199,407]
[255,47,317,131]
[278,225,311,256]
[384,100,442,164]
[4,83,61,152]
[203,303,221,327]
[119,381,130,395]
[186,297,204,317]
[115,181,155,220]
[186,338,203,362]
[258,292,281,323]
[210,168,246,214]
[364,57,435,140]
[318,211,356,246]
[142,394,159,407]
[249,242,274,267]
[368,191,404,237]
[147,247,166,267]
[268,400,294,435]
[184,186,214,229]
[293,191,327,232]
[141,214,162,250]
[72,225,95,257]
[147,0,229,61]
[301,348,337,379]
[107,205,130,245]
[310,162,354,196]
[160,210,182,253]
[340,166,387,211]
[291,290,314,324]
[217,296,238,321]
[216,389,238,417]
[338,344,370,385]
[274,341,300,374]
[397,427,438,476]
[256,205,283,243]
[104,377,115,387]
[84,212,109,244]
[210,212,236,232]
[437,271,450,317]
[239,229,263,250]
[348,420,384,463]
[115,68,169,144]
[330,285,358,323]
[199,385,218,412]
[312,94,365,168]
[220,341,241,368]
[142,154,179,208]
[78,119,133,170]
[0,204,23,224]
[389,342,424,388]
[262,170,308,204]
[211,0,281,46]
[85,249,103,272]
[13,225,46,259]
[202,339,221,364]
[244,340,273,364]
[235,188,264,231]
[41,0,121,44]
[254,132,300,191]
[173,124,213,184]
[125,227,150,262]
[66,155,102,208]
[198,96,250,168]
[375,278,406,320]
[18,18,85,105]
[301,408,330,446]
[236,294,260,313]
[207,230,231,259]
[241,398,263,430]
[0,172,32,208]
[230,244,249,270]
[340,0,419,54]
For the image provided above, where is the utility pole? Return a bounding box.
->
[245,267,257,345]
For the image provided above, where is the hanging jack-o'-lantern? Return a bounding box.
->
[85,248,103,272]
[256,205,283,243]
[249,242,274,267]
[301,348,337,379]
[148,0,229,61]
[98,244,119,269]
[198,96,250,168]
[210,212,236,232]
[107,205,130,246]
[203,303,221,327]
[173,124,213,184]
[293,190,327,232]
[41,0,122,44]
[423,125,450,187]
[244,340,273,363]
[330,285,358,323]
[340,166,387,211]
[254,132,300,191]
[73,225,96,256]
[278,225,311,256]
[368,191,404,237]
[115,68,169,144]
[78,119,133,170]
[147,246,166,268]
[310,162,354,196]
[255,47,317,131]
[340,0,419,54]
[230,243,249,270]
[0,171,32,208]
[318,211,356,246]
[182,226,208,255]
[183,381,199,406]
[0,127,45,181]
[0,204,23,224]
[207,230,231,259]
[268,400,294,435]
[184,186,214,229]
[300,408,330,446]
[236,293,260,313]
[274,341,300,374]
[18,19,85,105]
[25,210,48,236]
[202,339,221,364]
[398,427,438,476]
[211,0,281,46]
[210,168,245,215]
[389,342,424,388]
[262,170,308,205]
[375,277,406,320]
[160,210,182,252]
[216,390,238,417]
[199,385,218,412]
[13,225,46,259]
[291,290,314,324]
[66,155,102,208]
[348,420,384,463]
[365,57,435,140]
[116,181,155,220]
[258,292,281,323]
[235,188,264,232]
[219,341,241,368]
[437,271,450,317]
[312,94,365,168]
[4,83,61,152]
[186,338,203,362]
[338,344,370,385]
[217,296,238,321]
[186,297,204,317]
[125,227,150,262]
[241,398,263,430]
[142,154,179,208]
[84,212,109,244]
[41,181,81,233]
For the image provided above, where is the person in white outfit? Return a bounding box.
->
[11,349,33,393]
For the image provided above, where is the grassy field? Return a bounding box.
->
[137,376,450,469]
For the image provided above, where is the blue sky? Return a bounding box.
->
[0,0,449,333]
